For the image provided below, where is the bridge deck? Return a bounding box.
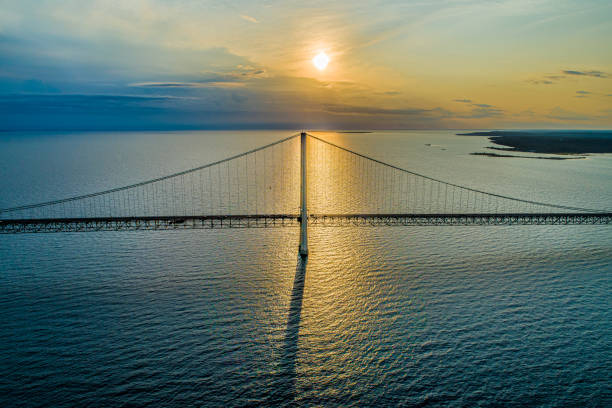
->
[309,213,612,226]
[1,213,610,233]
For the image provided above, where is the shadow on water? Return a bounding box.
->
[268,255,307,406]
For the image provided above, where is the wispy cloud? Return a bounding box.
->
[320,101,505,121]
[562,70,608,78]
[527,69,610,85]
[526,73,567,85]
[130,81,245,88]
[452,99,503,117]
[323,104,430,116]
[575,90,591,98]
[240,14,258,23]
[129,65,267,89]
[131,82,198,88]
[526,79,554,85]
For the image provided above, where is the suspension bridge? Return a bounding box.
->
[1,133,610,256]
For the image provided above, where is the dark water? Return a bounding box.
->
[1,130,611,407]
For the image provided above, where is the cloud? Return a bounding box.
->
[131,82,199,88]
[526,79,554,85]
[223,65,268,79]
[130,81,246,88]
[575,90,591,98]
[527,69,609,85]
[0,94,174,130]
[452,99,503,117]
[0,31,259,97]
[0,93,171,110]
[373,90,401,96]
[323,104,430,116]
[0,92,305,130]
[526,74,568,85]
[240,14,258,23]
[322,102,504,121]
[562,70,608,78]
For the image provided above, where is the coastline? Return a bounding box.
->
[459,130,612,155]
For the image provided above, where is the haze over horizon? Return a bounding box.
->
[1,0,611,130]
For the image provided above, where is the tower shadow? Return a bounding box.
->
[285,255,307,357]
[270,256,307,405]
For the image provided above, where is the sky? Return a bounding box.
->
[0,0,611,130]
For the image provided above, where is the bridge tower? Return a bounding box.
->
[299,132,308,257]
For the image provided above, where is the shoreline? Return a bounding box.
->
[471,152,586,160]
[459,130,612,154]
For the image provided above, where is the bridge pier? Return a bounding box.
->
[299,132,308,257]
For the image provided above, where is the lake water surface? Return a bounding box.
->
[1,130,611,407]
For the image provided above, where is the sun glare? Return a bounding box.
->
[313,52,330,71]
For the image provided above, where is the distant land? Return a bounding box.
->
[470,152,585,160]
[458,130,612,154]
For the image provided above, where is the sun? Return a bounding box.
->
[312,51,330,71]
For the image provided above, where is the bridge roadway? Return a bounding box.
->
[1,212,611,233]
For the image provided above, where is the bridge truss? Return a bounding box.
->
[1,213,610,234]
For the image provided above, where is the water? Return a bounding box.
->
[1,130,611,407]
